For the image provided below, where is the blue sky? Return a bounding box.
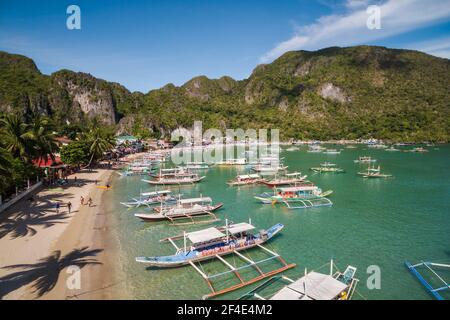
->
[1,0,450,92]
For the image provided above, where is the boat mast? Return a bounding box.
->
[330,258,333,276]
[183,231,187,253]
[226,219,229,242]
[304,267,307,298]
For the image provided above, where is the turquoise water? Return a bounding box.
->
[107,145,450,300]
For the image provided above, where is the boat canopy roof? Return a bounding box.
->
[179,197,212,204]
[141,190,172,196]
[271,272,347,300]
[237,174,260,179]
[285,172,301,177]
[227,222,255,234]
[228,158,247,162]
[186,227,225,244]
[279,186,317,192]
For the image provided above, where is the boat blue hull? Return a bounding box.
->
[136,223,284,267]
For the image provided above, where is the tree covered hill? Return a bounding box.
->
[0,46,449,141]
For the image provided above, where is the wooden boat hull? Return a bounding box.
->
[227,180,259,186]
[144,176,205,185]
[358,173,392,178]
[135,203,224,221]
[310,168,345,173]
[135,223,283,267]
[255,190,333,204]
[259,178,308,187]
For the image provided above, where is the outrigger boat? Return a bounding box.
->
[406,147,429,153]
[259,172,308,187]
[143,168,205,185]
[405,261,450,300]
[307,145,325,153]
[385,146,400,152]
[255,186,333,209]
[354,156,376,163]
[251,164,288,173]
[357,165,392,178]
[227,174,261,186]
[136,220,296,299]
[310,163,345,173]
[239,260,359,300]
[215,158,248,166]
[323,149,341,155]
[368,143,388,149]
[286,147,299,152]
[118,165,153,176]
[134,197,223,225]
[120,190,176,208]
[178,162,211,170]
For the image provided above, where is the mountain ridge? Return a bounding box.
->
[0,45,449,141]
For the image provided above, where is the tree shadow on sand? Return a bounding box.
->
[0,212,70,239]
[0,247,103,299]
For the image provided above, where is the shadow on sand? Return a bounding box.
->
[0,212,70,239]
[0,247,103,299]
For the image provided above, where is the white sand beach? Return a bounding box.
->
[0,154,144,299]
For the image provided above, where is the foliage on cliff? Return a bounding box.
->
[0,46,449,142]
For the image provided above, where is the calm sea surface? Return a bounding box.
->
[106,145,450,300]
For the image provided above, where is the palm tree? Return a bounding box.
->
[24,116,59,165]
[0,147,12,177]
[0,114,33,162]
[0,147,12,194]
[83,126,115,167]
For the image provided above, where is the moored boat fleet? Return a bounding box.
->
[115,142,438,300]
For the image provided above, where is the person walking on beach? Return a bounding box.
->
[67,201,72,214]
[80,196,84,206]
[88,197,93,207]
[55,202,60,214]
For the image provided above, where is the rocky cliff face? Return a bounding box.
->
[51,71,117,125]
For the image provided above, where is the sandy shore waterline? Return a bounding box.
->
[0,154,145,299]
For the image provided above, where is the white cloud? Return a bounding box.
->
[408,37,450,59]
[345,0,372,10]
[260,0,450,63]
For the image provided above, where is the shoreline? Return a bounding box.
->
[42,169,129,300]
[0,156,141,299]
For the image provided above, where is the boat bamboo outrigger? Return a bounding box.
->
[239,260,359,300]
[255,186,333,209]
[134,196,223,225]
[310,163,345,173]
[215,158,248,166]
[354,156,377,163]
[357,165,392,178]
[136,220,296,299]
[178,162,211,170]
[143,168,205,185]
[120,190,176,208]
[405,261,450,300]
[251,164,288,173]
[227,174,261,186]
[323,149,341,155]
[259,172,308,187]
[385,146,400,152]
[406,147,429,153]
